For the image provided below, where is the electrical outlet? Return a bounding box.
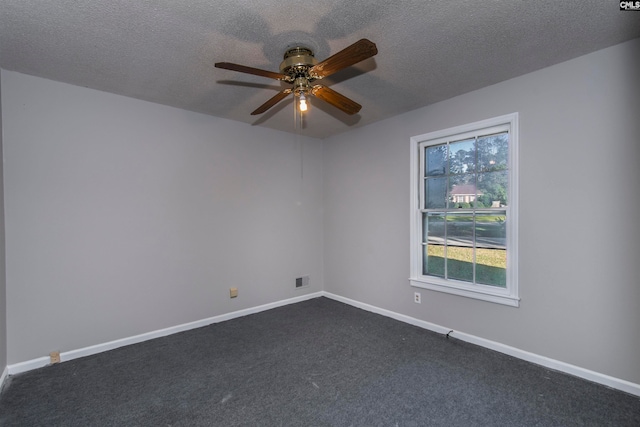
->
[229,288,238,298]
[414,292,421,304]
[50,351,61,364]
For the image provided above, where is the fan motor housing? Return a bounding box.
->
[280,47,318,78]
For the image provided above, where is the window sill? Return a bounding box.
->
[409,277,520,307]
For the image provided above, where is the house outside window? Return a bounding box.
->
[450,184,481,205]
[409,113,519,306]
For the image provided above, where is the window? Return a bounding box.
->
[410,113,519,306]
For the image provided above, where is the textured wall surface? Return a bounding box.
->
[323,39,640,384]
[2,71,324,363]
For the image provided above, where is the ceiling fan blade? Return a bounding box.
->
[251,89,292,115]
[309,39,378,79]
[311,85,361,115]
[215,62,289,81]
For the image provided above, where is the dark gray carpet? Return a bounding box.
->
[1,297,639,426]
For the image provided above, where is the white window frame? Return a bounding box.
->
[409,113,519,307]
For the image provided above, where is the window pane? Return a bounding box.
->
[423,213,445,277]
[413,115,517,304]
[478,133,508,172]
[425,177,447,209]
[448,174,476,209]
[475,212,506,287]
[446,213,474,282]
[449,138,476,175]
[425,144,446,176]
[477,170,508,208]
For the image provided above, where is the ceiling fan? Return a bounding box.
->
[215,39,378,116]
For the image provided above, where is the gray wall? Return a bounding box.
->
[323,38,640,384]
[2,71,324,363]
[0,78,7,373]
[2,39,639,387]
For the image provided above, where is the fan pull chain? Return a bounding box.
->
[293,102,304,204]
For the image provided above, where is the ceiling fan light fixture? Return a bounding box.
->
[215,39,377,118]
[299,92,308,112]
[293,76,310,113]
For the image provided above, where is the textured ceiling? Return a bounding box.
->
[1,1,639,139]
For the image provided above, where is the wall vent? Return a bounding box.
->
[295,275,310,288]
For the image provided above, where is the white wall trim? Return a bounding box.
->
[6,356,50,376]
[7,292,323,376]
[322,292,640,397]
[6,291,640,398]
[323,292,452,335]
[0,365,8,392]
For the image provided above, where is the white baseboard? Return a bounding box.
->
[7,291,323,376]
[6,291,640,398]
[0,365,8,391]
[322,292,640,398]
[6,356,50,376]
[324,292,452,334]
